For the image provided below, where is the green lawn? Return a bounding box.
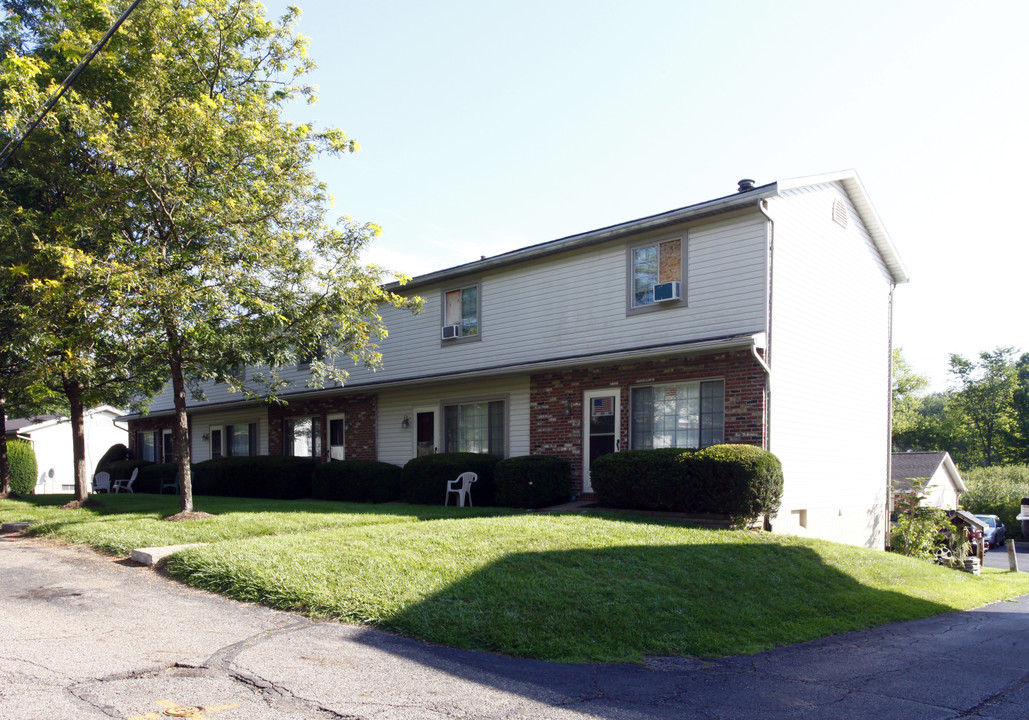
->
[4,494,1028,663]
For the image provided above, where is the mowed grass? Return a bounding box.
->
[4,495,1029,662]
[0,494,515,555]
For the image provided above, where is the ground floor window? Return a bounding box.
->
[136,431,158,462]
[630,379,724,449]
[444,400,504,456]
[226,422,258,457]
[285,416,322,458]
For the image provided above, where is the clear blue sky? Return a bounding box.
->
[263,0,1029,392]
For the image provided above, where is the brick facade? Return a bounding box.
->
[127,414,188,463]
[268,393,377,461]
[529,349,767,495]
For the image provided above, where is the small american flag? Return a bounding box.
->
[592,397,614,416]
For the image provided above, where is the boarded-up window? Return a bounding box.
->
[632,238,683,306]
[444,286,478,337]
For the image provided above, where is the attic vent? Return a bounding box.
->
[832,198,848,228]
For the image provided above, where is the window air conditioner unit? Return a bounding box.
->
[441,324,462,340]
[653,281,681,302]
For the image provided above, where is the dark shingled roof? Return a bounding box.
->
[891,452,948,493]
[4,414,63,434]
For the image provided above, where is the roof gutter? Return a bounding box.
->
[391,184,778,292]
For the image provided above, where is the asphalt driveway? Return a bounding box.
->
[3,534,1029,719]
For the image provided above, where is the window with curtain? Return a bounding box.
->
[443,400,504,456]
[630,380,723,449]
[284,416,322,458]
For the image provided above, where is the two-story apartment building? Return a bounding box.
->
[127,170,908,549]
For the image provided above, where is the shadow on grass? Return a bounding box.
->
[374,542,954,664]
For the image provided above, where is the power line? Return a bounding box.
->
[0,0,144,171]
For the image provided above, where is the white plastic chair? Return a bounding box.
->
[113,467,138,494]
[92,471,111,493]
[445,472,477,507]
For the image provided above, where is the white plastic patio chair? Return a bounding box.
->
[92,471,111,493]
[445,471,477,507]
[113,467,138,494]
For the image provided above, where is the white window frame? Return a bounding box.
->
[209,425,225,460]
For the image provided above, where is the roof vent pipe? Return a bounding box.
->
[738,178,756,193]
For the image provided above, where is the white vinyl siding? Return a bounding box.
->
[138,212,767,413]
[376,376,530,466]
[767,182,893,548]
[191,410,268,462]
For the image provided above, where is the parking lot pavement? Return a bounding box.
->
[982,540,1029,572]
[4,533,1029,719]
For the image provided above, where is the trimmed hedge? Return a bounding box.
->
[8,438,38,495]
[401,453,502,505]
[192,456,317,499]
[494,455,572,508]
[95,443,129,474]
[590,444,783,528]
[312,460,403,503]
[137,462,175,494]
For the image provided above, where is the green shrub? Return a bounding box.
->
[312,460,402,503]
[136,462,176,494]
[591,444,783,528]
[401,453,502,505]
[95,443,129,474]
[694,444,784,527]
[891,507,950,560]
[192,456,317,499]
[8,438,38,495]
[960,465,1029,538]
[494,455,572,508]
[590,448,698,511]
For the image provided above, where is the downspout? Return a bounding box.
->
[756,199,775,452]
[886,282,896,550]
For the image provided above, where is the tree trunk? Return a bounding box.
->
[64,378,89,502]
[167,340,194,514]
[0,394,10,497]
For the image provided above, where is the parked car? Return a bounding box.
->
[974,514,1006,550]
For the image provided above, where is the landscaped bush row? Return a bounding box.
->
[590,444,784,528]
[312,460,402,503]
[7,438,38,495]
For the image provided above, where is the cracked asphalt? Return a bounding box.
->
[3,534,1029,720]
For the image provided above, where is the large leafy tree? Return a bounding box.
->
[5,0,417,515]
[1,0,165,502]
[948,347,1018,467]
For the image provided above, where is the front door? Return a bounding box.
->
[327,414,346,461]
[414,408,438,457]
[583,389,620,493]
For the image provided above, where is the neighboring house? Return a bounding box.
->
[126,170,908,549]
[5,406,127,494]
[891,451,966,511]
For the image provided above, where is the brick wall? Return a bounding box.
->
[268,393,377,461]
[529,349,767,495]
[126,415,188,462]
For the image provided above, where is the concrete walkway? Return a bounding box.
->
[2,534,1029,719]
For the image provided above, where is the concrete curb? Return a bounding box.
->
[1,522,33,534]
[130,543,203,567]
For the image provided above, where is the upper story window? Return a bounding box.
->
[629,237,684,311]
[441,283,480,343]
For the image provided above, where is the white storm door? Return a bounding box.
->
[583,389,620,493]
[327,413,346,461]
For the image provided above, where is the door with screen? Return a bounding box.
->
[415,408,437,457]
[328,414,346,460]
[583,389,620,493]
